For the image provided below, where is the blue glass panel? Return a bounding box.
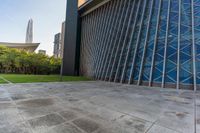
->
[180,0,193,85]
[124,0,145,81]
[194,4,200,85]
[132,0,152,82]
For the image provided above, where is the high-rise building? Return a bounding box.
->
[63,0,200,90]
[53,33,61,58]
[38,50,46,55]
[60,22,65,58]
[25,19,33,43]
[53,22,65,58]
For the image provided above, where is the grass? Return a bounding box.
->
[0,74,91,84]
[0,78,7,84]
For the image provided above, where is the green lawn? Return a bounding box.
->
[0,74,91,84]
[0,78,7,84]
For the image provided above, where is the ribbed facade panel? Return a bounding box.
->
[80,0,200,90]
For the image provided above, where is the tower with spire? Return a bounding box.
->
[25,19,33,43]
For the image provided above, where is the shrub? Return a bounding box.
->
[0,46,61,75]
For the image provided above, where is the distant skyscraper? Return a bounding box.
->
[53,33,61,58]
[38,50,46,55]
[25,19,33,43]
[53,22,65,58]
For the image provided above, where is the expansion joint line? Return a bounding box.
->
[0,76,13,84]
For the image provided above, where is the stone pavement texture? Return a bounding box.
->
[0,81,199,133]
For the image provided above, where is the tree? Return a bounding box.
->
[0,46,61,75]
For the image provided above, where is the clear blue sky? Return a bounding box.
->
[0,0,66,55]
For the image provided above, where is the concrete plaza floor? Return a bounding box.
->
[0,81,199,133]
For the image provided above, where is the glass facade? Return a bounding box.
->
[80,0,200,90]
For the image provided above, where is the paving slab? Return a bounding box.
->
[147,124,179,133]
[73,118,100,133]
[0,106,24,128]
[0,81,198,133]
[28,113,66,132]
[47,123,84,133]
[0,122,32,133]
